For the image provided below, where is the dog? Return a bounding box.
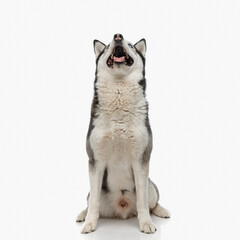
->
[76,34,170,234]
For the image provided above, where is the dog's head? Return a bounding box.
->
[93,34,146,77]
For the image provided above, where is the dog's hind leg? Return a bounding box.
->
[151,203,171,218]
[148,179,170,218]
[76,207,88,222]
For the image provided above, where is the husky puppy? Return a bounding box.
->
[77,34,170,234]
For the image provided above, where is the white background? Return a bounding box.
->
[0,0,240,239]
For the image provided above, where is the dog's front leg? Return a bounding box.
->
[133,162,156,234]
[81,161,105,234]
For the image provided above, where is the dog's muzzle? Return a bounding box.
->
[107,44,134,68]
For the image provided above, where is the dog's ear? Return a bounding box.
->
[93,40,106,58]
[134,39,146,56]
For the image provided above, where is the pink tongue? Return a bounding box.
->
[114,56,125,62]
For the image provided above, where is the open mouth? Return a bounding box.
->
[107,45,134,68]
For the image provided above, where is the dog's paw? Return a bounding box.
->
[159,208,171,218]
[152,204,171,218]
[76,213,86,222]
[76,208,88,222]
[81,221,97,234]
[140,221,156,234]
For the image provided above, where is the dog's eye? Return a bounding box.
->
[128,43,133,48]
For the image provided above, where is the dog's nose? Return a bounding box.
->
[114,33,123,41]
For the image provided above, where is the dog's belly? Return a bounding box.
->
[106,156,135,191]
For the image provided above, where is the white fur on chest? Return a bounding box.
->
[96,76,146,132]
[89,76,148,191]
[91,76,148,150]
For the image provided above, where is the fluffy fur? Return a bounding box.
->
[77,34,170,234]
